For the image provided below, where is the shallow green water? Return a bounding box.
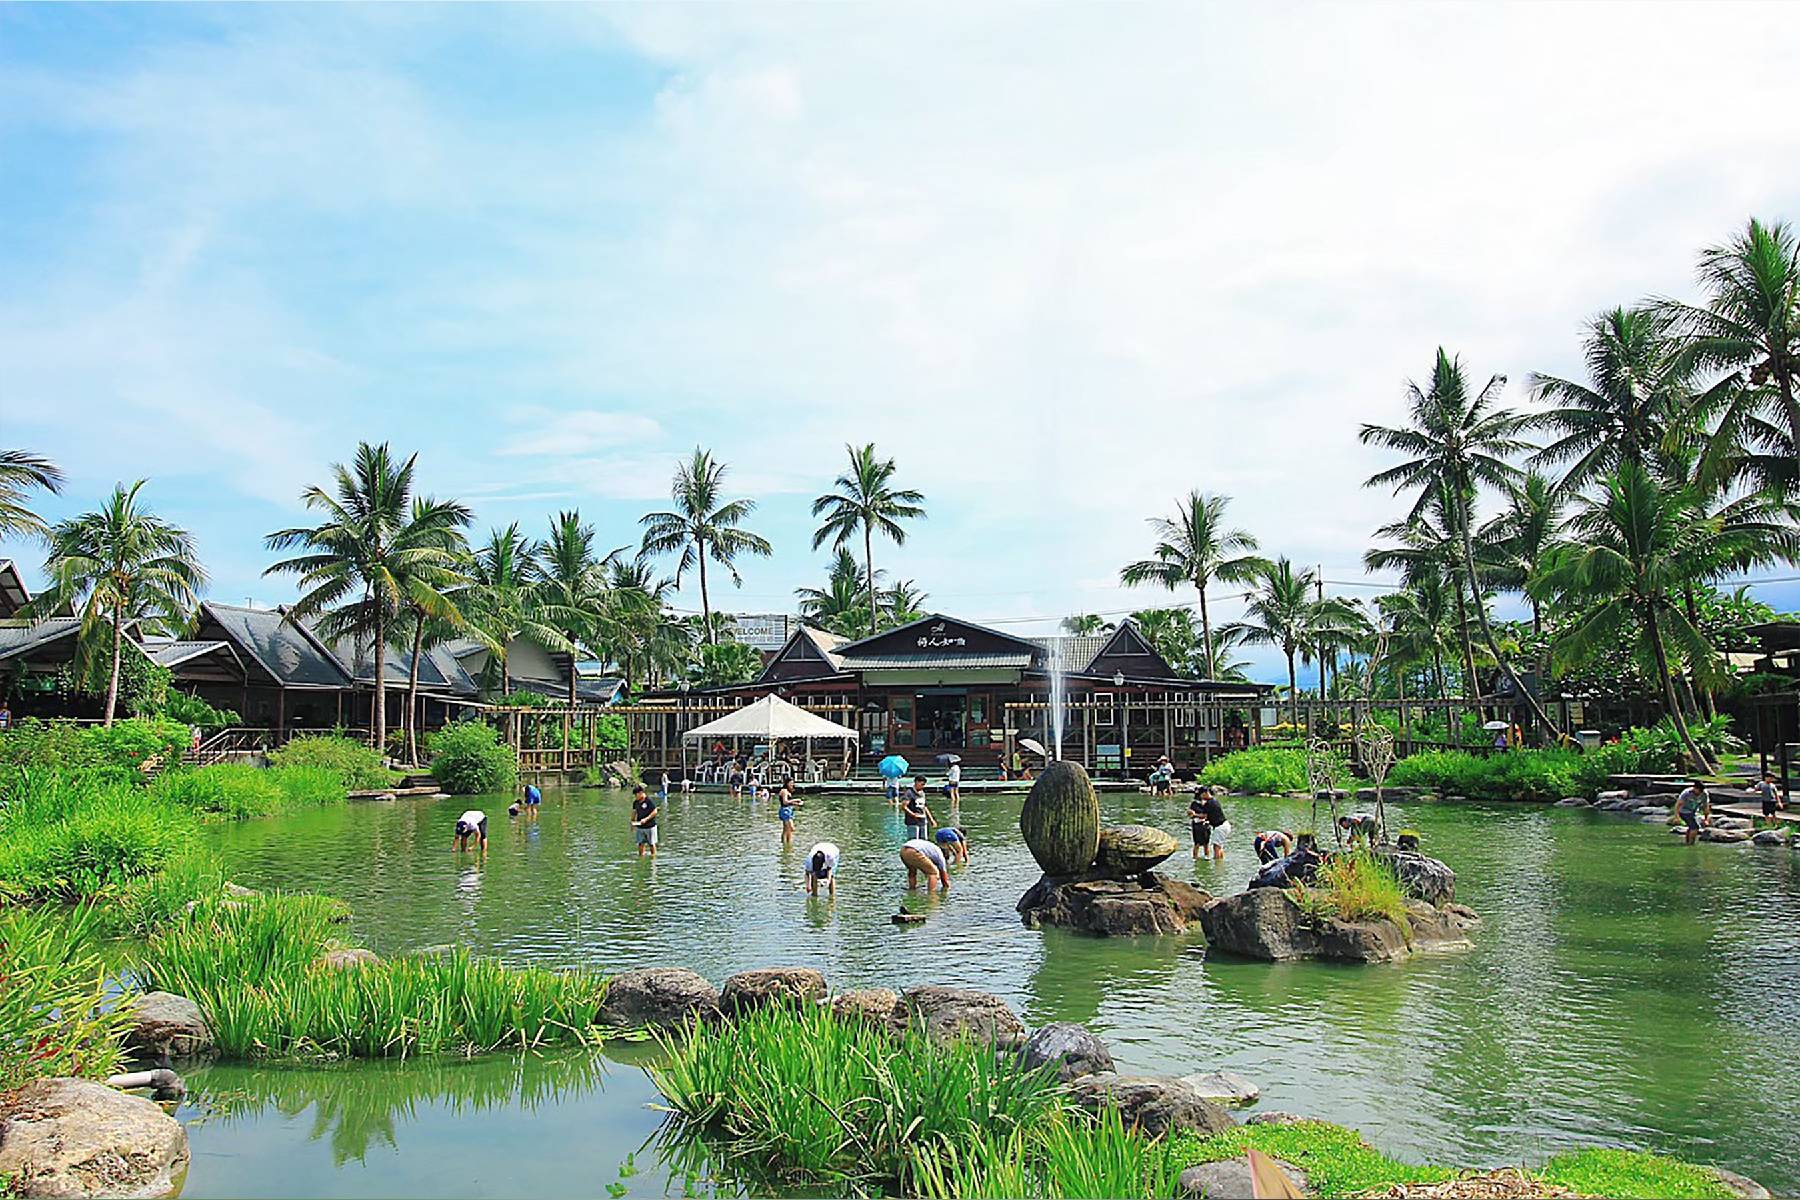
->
[179,786,1800,1197]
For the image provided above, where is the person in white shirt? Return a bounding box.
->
[802,842,841,897]
[453,809,487,854]
[900,838,950,892]
[945,760,963,808]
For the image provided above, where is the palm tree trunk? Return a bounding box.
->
[864,524,878,635]
[1680,586,1718,721]
[1451,580,1480,706]
[103,604,124,727]
[697,537,715,646]
[405,610,426,765]
[1197,581,1214,679]
[1646,605,1713,774]
[372,606,388,756]
[1286,648,1300,734]
[1458,517,1558,743]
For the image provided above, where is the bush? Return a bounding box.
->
[268,734,392,791]
[0,717,192,785]
[426,720,518,795]
[154,690,240,730]
[1199,748,1310,794]
[0,905,133,1089]
[0,773,197,903]
[137,893,606,1060]
[148,762,347,819]
[1291,851,1412,936]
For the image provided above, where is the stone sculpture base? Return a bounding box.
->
[1018,871,1212,936]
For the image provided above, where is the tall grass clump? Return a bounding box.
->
[0,772,196,902]
[0,905,133,1089]
[1198,748,1311,794]
[427,720,518,795]
[651,1004,1063,1191]
[148,762,345,819]
[268,734,395,791]
[1291,851,1412,935]
[137,893,605,1060]
[911,1104,1189,1199]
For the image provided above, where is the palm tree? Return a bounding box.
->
[602,558,688,692]
[1360,349,1559,737]
[1129,607,1200,674]
[266,444,464,755]
[885,579,930,626]
[641,448,772,645]
[1061,614,1115,636]
[33,481,205,725]
[811,443,925,636]
[467,523,574,695]
[1533,464,1742,772]
[535,511,620,706]
[1206,623,1256,683]
[796,548,879,633]
[1364,495,1482,704]
[1305,595,1372,706]
[1226,558,1317,731]
[396,497,475,764]
[1658,218,1800,496]
[1119,491,1266,678]
[0,450,64,541]
[1479,471,1565,682]
[1529,306,1697,492]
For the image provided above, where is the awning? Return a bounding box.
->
[681,694,859,743]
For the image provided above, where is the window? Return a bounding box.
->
[1094,692,1114,726]
[1176,691,1198,728]
[891,697,915,747]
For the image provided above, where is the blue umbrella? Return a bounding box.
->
[878,754,910,779]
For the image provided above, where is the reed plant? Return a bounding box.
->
[137,893,607,1060]
[0,905,133,1089]
[651,1004,1064,1191]
[910,1103,1189,1199]
[1290,851,1412,936]
[148,762,345,819]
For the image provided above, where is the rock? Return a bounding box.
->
[1018,1022,1115,1081]
[1199,888,1475,964]
[221,881,259,899]
[1713,816,1752,831]
[1179,1156,1310,1199]
[313,947,381,971]
[900,985,1027,1049]
[1177,1070,1260,1106]
[1018,872,1212,936]
[1246,1110,1307,1126]
[597,967,720,1028]
[1709,1167,1772,1199]
[1020,760,1102,876]
[891,911,927,925]
[1701,828,1751,844]
[0,1077,189,1199]
[123,992,210,1063]
[1752,830,1788,847]
[1554,797,1589,807]
[1067,1073,1236,1139]
[1596,789,1630,801]
[1094,825,1180,876]
[720,967,828,1014]
[1369,847,1456,906]
[1636,806,1670,819]
[828,988,901,1025]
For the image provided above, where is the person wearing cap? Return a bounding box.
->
[934,824,970,865]
[802,841,840,897]
[1676,779,1710,845]
[452,809,488,854]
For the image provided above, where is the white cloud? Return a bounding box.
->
[497,411,664,457]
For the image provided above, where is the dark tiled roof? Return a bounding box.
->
[140,638,236,669]
[1028,635,1108,672]
[508,675,625,704]
[0,617,80,661]
[202,603,350,688]
[0,561,28,619]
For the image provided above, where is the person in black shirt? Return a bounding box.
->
[1189,786,1229,861]
[901,776,933,840]
[631,785,659,859]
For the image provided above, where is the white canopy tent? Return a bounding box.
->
[681,693,859,784]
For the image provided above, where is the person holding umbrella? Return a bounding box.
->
[879,754,910,805]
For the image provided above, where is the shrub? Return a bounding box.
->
[0,717,191,785]
[427,720,518,795]
[268,734,392,791]
[1291,851,1411,936]
[1199,748,1310,794]
[147,762,347,819]
[137,893,606,1060]
[1388,748,1586,802]
[155,690,240,729]
[0,773,197,903]
[0,905,133,1089]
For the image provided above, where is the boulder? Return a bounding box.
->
[1701,828,1751,844]
[221,881,259,899]
[1067,1073,1236,1139]
[123,993,210,1062]
[1751,829,1789,847]
[1246,1110,1307,1126]
[313,947,381,971]
[1554,797,1590,807]
[1369,847,1456,906]
[721,967,828,1014]
[1018,1022,1114,1082]
[1094,825,1181,876]
[1179,1156,1310,1199]
[597,967,720,1028]
[900,985,1027,1049]
[1636,806,1670,819]
[828,988,901,1025]
[1713,816,1753,831]
[1710,1167,1772,1199]
[1177,1070,1260,1106]
[1199,888,1476,964]
[1596,789,1630,801]
[1018,872,1212,936]
[0,1077,189,1199]
[1020,761,1102,876]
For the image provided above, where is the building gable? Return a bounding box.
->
[835,613,1040,669]
[759,626,848,683]
[1085,621,1179,680]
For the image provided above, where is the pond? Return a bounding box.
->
[179,785,1800,1197]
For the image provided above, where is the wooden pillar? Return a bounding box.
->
[1120,696,1129,780]
[276,689,286,743]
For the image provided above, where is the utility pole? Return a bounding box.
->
[1316,567,1328,734]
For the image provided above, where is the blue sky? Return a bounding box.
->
[3,3,1798,682]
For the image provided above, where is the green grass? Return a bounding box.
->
[1198,748,1312,794]
[1541,1147,1736,1199]
[0,772,197,903]
[1290,851,1412,935]
[136,892,607,1060]
[651,1003,1064,1191]
[0,905,133,1090]
[148,762,346,819]
[1176,1121,1453,1197]
[267,734,396,791]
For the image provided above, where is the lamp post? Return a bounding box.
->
[678,679,690,778]
[1113,671,1126,779]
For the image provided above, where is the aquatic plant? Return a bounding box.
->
[1197,747,1311,794]
[427,719,519,795]
[1290,851,1412,935]
[149,762,345,819]
[137,893,606,1060]
[0,771,196,902]
[267,734,396,791]
[651,1003,1063,1190]
[911,1103,1189,1199]
[0,905,132,1089]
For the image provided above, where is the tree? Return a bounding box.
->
[885,579,930,626]
[641,448,772,645]
[466,523,574,695]
[1129,608,1200,675]
[1206,624,1256,683]
[1119,491,1266,678]
[0,450,64,541]
[603,558,690,692]
[1378,572,1456,711]
[535,511,620,705]
[1533,464,1741,772]
[396,497,475,764]
[1363,492,1483,704]
[1061,614,1115,635]
[1360,350,1560,738]
[34,481,205,726]
[1226,557,1317,731]
[1528,306,1697,492]
[266,444,465,755]
[811,443,925,636]
[1479,471,1565,683]
[795,547,880,634]
[1658,217,1800,496]
[689,640,763,687]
